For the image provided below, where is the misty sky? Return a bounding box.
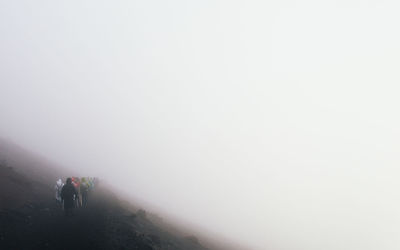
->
[1,1,400,249]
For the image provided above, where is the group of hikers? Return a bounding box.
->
[54,177,98,216]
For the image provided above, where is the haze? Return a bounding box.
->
[1,1,400,249]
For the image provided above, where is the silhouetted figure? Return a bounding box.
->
[61,178,78,216]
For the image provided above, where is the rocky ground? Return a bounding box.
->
[0,139,220,250]
[0,164,209,250]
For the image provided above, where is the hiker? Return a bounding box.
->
[61,178,78,216]
[72,177,81,208]
[80,177,89,207]
[88,177,94,191]
[54,178,64,207]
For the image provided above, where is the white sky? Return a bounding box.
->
[1,1,400,249]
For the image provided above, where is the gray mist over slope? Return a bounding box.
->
[1,1,400,249]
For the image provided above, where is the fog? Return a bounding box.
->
[1,0,400,249]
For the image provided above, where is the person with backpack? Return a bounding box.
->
[61,178,78,216]
[72,177,81,208]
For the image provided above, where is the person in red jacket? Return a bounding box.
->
[72,177,81,208]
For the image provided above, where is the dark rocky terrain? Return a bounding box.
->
[0,139,229,250]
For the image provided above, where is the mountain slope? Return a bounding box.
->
[0,139,214,250]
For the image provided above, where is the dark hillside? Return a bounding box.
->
[0,139,69,189]
[0,140,215,250]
